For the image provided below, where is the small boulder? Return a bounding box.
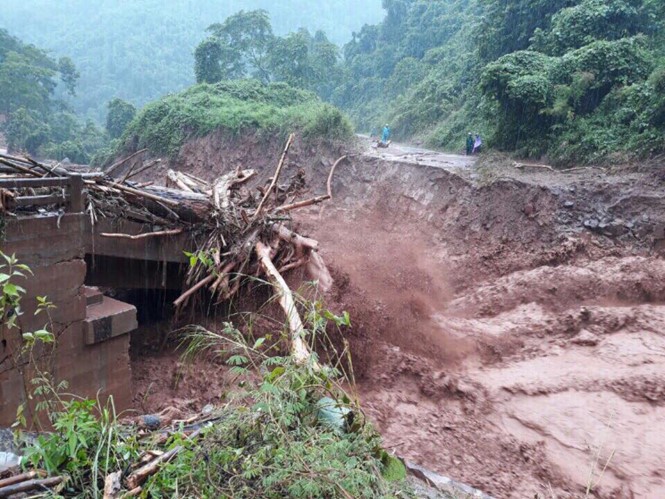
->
[572,329,599,347]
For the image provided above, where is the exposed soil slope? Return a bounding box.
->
[131,133,665,498]
[298,144,665,498]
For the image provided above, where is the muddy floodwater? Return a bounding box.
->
[131,136,665,498]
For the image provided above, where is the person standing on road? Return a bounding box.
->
[466,132,474,155]
[473,133,482,154]
[381,124,391,144]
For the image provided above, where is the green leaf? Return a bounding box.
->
[3,283,19,297]
[253,337,266,349]
[266,366,285,382]
[34,329,54,343]
[227,355,248,366]
[15,264,32,274]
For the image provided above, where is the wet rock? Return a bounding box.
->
[652,223,665,240]
[603,220,629,237]
[563,201,575,208]
[584,218,600,230]
[571,329,599,346]
[142,414,161,430]
[0,452,20,472]
[523,203,536,217]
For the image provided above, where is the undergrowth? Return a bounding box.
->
[13,280,409,498]
[118,79,353,158]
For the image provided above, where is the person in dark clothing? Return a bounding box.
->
[465,132,474,155]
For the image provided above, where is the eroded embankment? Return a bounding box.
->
[126,132,665,498]
[297,155,665,498]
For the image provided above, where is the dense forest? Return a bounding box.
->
[0,28,107,162]
[0,0,383,123]
[178,0,665,164]
[3,0,665,165]
[332,0,665,164]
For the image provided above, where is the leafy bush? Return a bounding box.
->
[120,79,353,157]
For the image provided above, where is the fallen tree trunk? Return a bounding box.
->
[256,241,316,366]
[0,476,63,497]
[125,446,182,490]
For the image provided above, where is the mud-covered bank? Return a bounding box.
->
[299,151,665,498]
[125,131,665,497]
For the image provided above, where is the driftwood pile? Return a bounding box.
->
[0,134,347,362]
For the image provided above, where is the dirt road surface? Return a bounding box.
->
[130,134,665,498]
[361,135,476,171]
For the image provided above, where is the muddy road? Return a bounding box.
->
[129,135,665,498]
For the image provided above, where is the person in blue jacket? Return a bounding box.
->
[381,124,391,143]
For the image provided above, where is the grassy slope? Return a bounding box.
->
[118,79,353,157]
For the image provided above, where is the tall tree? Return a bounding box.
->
[106,98,136,139]
[207,10,274,82]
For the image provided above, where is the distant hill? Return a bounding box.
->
[0,0,383,122]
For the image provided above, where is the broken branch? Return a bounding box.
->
[100,228,184,240]
[255,241,316,366]
[252,133,294,221]
[125,446,182,490]
[274,194,331,213]
[105,149,148,177]
[327,155,348,199]
[174,275,215,307]
[0,476,63,497]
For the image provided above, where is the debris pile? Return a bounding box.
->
[0,134,346,360]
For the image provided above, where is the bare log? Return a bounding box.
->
[125,159,161,181]
[255,241,316,366]
[0,158,43,177]
[212,169,255,210]
[174,275,215,307]
[327,155,348,199]
[274,194,331,213]
[133,181,154,188]
[272,224,319,250]
[0,476,63,497]
[105,149,148,177]
[125,446,182,490]
[100,228,184,240]
[252,133,294,220]
[0,471,44,488]
[104,181,180,207]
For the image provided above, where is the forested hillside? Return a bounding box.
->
[0,0,383,123]
[334,0,665,164]
[0,28,107,162]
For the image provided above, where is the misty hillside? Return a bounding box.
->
[0,0,383,122]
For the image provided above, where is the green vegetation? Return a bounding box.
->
[195,11,341,101]
[0,0,384,123]
[331,0,665,164]
[0,29,107,163]
[120,80,353,157]
[13,287,409,497]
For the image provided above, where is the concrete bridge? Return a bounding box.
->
[0,175,196,425]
